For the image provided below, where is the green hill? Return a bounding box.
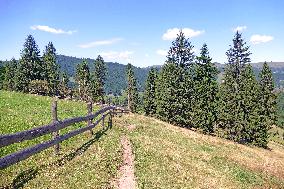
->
[1,91,284,188]
[56,56,284,93]
[57,55,152,95]
[2,56,284,95]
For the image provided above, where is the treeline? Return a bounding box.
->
[142,31,276,148]
[0,32,277,148]
[0,35,109,103]
[56,55,149,95]
[0,35,68,97]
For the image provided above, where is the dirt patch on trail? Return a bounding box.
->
[127,124,136,131]
[113,136,136,189]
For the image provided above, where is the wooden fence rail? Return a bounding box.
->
[0,100,128,169]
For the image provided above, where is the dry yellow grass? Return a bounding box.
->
[116,113,284,188]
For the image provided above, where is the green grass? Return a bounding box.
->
[116,114,284,189]
[0,90,125,188]
[0,90,91,157]
[1,90,284,188]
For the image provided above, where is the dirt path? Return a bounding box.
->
[114,136,136,189]
[127,124,136,131]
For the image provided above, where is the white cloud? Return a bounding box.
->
[99,51,134,62]
[145,53,150,57]
[250,35,274,44]
[156,49,168,56]
[78,38,123,48]
[233,26,247,32]
[30,25,76,35]
[162,28,204,40]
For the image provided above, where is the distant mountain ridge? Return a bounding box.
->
[214,62,284,87]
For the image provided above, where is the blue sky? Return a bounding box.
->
[0,0,283,67]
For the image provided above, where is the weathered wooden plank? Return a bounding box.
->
[0,106,115,148]
[0,113,109,169]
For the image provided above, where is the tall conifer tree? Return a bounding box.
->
[257,62,276,147]
[75,60,91,101]
[17,35,42,92]
[93,55,107,103]
[238,64,261,144]
[167,30,195,68]
[42,42,60,96]
[226,31,251,80]
[191,44,219,133]
[126,63,139,113]
[144,67,158,116]
[218,32,252,141]
[156,62,187,125]
[156,30,195,126]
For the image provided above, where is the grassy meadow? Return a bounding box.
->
[1,90,284,188]
[117,114,284,188]
[0,90,124,188]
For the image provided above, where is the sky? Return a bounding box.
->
[0,0,284,67]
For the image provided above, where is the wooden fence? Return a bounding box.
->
[0,100,128,169]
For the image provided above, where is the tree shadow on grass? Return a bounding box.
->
[2,118,113,189]
[1,168,39,189]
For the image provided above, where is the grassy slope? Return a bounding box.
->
[0,91,124,188]
[1,91,284,188]
[269,126,284,146]
[116,114,284,189]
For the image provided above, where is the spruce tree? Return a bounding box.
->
[93,55,107,103]
[156,62,188,125]
[226,31,252,79]
[257,62,277,147]
[143,67,158,116]
[239,64,261,144]
[191,44,219,133]
[167,30,195,68]
[17,35,42,92]
[126,63,139,113]
[75,60,91,101]
[42,42,60,96]
[156,30,195,126]
[218,32,252,141]
[3,58,17,91]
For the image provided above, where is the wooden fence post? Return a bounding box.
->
[87,102,94,135]
[52,99,60,155]
[108,110,113,128]
[102,113,105,129]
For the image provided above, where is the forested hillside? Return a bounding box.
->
[57,55,152,95]
[2,56,284,95]
[56,56,284,93]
